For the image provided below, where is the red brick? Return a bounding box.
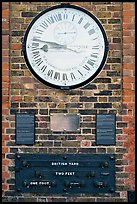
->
[123,76,135,83]
[2,147,9,153]
[122,97,132,102]
[2,183,8,190]
[2,9,10,18]
[2,22,9,30]
[123,10,135,16]
[2,171,10,179]
[123,36,135,44]
[11,96,23,102]
[2,102,9,108]
[123,83,132,89]
[123,90,135,96]
[123,3,134,10]
[11,43,22,50]
[2,76,10,83]
[123,63,134,69]
[2,122,9,128]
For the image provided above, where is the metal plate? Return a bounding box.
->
[50,113,80,132]
[16,113,35,145]
[96,114,116,145]
[15,153,115,194]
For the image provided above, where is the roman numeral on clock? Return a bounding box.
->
[63,73,68,81]
[41,65,47,72]
[54,72,60,80]
[78,17,83,24]
[47,70,53,78]
[32,51,40,59]
[88,28,95,35]
[70,73,76,80]
[34,58,43,66]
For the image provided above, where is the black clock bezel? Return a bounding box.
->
[22,3,109,90]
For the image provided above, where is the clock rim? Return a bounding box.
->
[22,3,109,90]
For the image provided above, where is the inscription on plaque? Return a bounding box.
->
[16,113,35,145]
[96,114,116,145]
[15,153,115,194]
[50,113,80,132]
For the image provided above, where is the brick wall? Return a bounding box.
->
[2,2,135,202]
[122,2,135,190]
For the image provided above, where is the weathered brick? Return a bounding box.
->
[94,103,112,108]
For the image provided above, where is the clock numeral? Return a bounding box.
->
[72,14,75,21]
[54,72,60,80]
[92,45,100,49]
[41,65,47,72]
[63,13,68,20]
[87,59,95,66]
[88,28,95,35]
[92,52,99,55]
[84,22,90,29]
[32,42,39,48]
[92,37,98,40]
[32,51,40,59]
[35,58,43,66]
[46,16,55,24]
[90,54,98,58]
[83,57,96,71]
[47,69,53,78]
[44,14,62,26]
[83,64,91,71]
[53,13,62,22]
[70,72,76,80]
[40,21,48,29]
[63,73,68,81]
[78,70,83,76]
[36,29,44,34]
[78,17,83,24]
[32,37,40,41]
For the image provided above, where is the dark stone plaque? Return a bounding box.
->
[96,114,116,145]
[50,113,80,132]
[16,113,35,145]
[15,153,115,194]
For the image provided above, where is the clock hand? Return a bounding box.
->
[40,43,81,53]
[33,38,64,48]
[40,44,81,53]
[40,44,48,52]
[40,44,64,52]
[33,38,82,53]
[63,45,80,53]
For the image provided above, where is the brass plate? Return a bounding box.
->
[50,113,80,132]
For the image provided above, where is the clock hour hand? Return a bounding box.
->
[33,38,64,48]
[35,39,81,53]
[40,44,48,52]
[40,44,81,53]
[40,43,65,52]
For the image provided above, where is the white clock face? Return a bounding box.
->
[23,4,109,89]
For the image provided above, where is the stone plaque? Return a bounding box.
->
[50,113,80,132]
[96,114,116,145]
[16,113,35,145]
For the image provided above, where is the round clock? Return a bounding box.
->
[22,3,109,90]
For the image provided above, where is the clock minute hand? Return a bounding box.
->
[64,46,80,53]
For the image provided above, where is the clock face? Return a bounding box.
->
[23,3,109,89]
